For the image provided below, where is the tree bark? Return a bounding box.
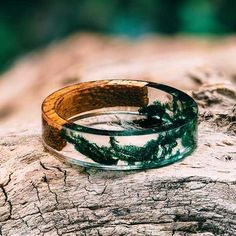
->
[0,34,235,236]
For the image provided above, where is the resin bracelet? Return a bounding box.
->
[42,80,198,170]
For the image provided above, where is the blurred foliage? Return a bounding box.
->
[0,0,236,73]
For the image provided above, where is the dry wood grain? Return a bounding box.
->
[0,34,236,236]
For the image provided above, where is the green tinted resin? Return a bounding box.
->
[60,91,198,170]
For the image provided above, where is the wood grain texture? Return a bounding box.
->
[42,80,148,150]
[0,34,236,236]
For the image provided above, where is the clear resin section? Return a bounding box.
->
[43,80,198,170]
[71,107,165,131]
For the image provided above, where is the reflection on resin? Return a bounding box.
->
[61,96,197,168]
[42,80,198,170]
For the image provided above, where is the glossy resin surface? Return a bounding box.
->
[42,80,198,170]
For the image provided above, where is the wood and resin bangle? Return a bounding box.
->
[42,80,198,170]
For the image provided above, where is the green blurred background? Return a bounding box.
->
[0,0,236,73]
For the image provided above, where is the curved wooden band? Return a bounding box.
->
[42,80,148,151]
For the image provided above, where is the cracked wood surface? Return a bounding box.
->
[0,34,236,236]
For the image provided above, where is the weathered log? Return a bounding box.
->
[0,34,235,236]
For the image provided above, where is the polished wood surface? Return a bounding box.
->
[42,80,148,150]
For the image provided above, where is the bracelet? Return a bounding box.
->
[42,80,198,170]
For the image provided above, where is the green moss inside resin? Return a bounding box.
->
[60,96,197,168]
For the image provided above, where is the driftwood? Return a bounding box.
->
[0,34,236,236]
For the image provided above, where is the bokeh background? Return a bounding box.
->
[1,0,236,73]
